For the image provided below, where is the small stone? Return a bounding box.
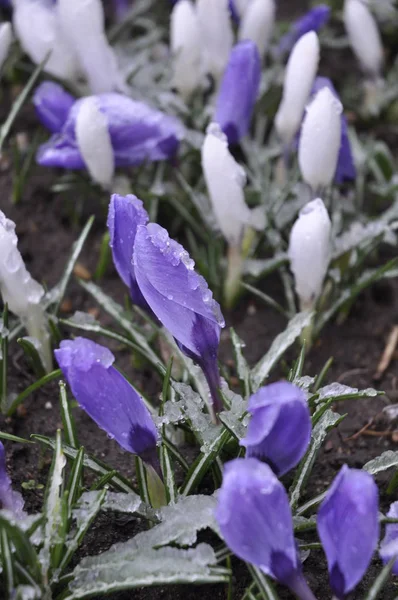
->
[45,401,53,410]
[16,404,27,417]
[247,304,256,316]
[392,430,398,443]
[87,307,100,318]
[74,263,92,280]
[60,299,73,313]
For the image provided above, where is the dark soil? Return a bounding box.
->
[1,0,398,599]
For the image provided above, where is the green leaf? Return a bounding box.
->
[181,429,230,496]
[1,528,15,595]
[290,410,345,511]
[40,430,66,578]
[311,384,380,425]
[66,447,85,513]
[32,435,136,495]
[49,216,94,315]
[17,337,46,378]
[0,514,41,582]
[364,558,396,600]
[94,231,111,280]
[241,283,288,317]
[230,328,250,397]
[363,451,398,475]
[0,304,9,414]
[135,456,151,505]
[0,432,33,444]
[7,369,62,417]
[59,381,79,449]
[251,312,314,391]
[246,565,279,600]
[65,543,228,599]
[243,255,288,279]
[78,281,161,370]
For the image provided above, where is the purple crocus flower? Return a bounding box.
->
[113,0,130,20]
[133,223,225,413]
[55,337,159,468]
[33,82,75,134]
[107,194,155,314]
[240,381,311,476]
[214,40,261,145]
[317,465,379,599]
[380,501,398,574]
[216,458,317,600]
[278,5,330,56]
[0,442,25,518]
[34,83,184,170]
[310,77,356,183]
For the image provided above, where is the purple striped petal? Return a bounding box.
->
[55,337,159,464]
[0,442,25,518]
[37,91,184,170]
[133,223,225,411]
[214,40,261,145]
[33,81,76,134]
[279,5,330,56]
[380,502,398,575]
[241,381,311,476]
[317,465,379,599]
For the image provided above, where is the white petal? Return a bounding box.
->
[234,0,252,18]
[12,0,79,80]
[238,0,275,60]
[58,0,122,93]
[196,0,233,82]
[298,87,342,190]
[288,198,331,308]
[201,123,251,246]
[170,0,203,99]
[275,31,320,146]
[0,23,12,71]
[75,98,115,189]
[344,0,383,77]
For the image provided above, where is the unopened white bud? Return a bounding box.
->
[0,23,12,72]
[288,198,331,310]
[0,210,51,371]
[233,0,252,19]
[75,98,114,189]
[12,0,79,81]
[202,123,251,247]
[343,0,383,77]
[238,0,275,61]
[299,87,342,191]
[275,31,320,146]
[170,0,202,100]
[58,0,122,93]
[196,0,233,82]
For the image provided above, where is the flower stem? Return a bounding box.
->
[289,574,318,600]
[224,244,244,310]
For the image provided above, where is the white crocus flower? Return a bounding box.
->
[0,23,12,72]
[0,211,52,372]
[298,87,342,192]
[275,31,320,148]
[202,123,254,307]
[12,0,79,81]
[232,0,252,19]
[75,97,115,189]
[170,0,203,100]
[343,0,383,78]
[238,0,275,61]
[288,198,331,311]
[196,0,233,83]
[58,0,122,94]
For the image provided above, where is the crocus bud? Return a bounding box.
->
[75,97,115,189]
[309,77,356,184]
[55,337,159,468]
[33,81,75,134]
[343,0,383,78]
[214,41,261,145]
[170,0,203,100]
[0,22,12,71]
[58,0,123,93]
[298,87,342,192]
[0,442,25,518]
[133,223,225,413]
[278,5,330,56]
[288,198,331,311]
[202,123,251,246]
[0,210,52,372]
[380,501,398,574]
[241,381,311,476]
[275,31,320,147]
[107,194,154,315]
[12,0,79,81]
[216,458,317,600]
[317,465,379,599]
[196,0,233,82]
[238,0,275,61]
[36,88,184,172]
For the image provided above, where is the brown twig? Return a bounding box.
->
[374,325,398,381]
